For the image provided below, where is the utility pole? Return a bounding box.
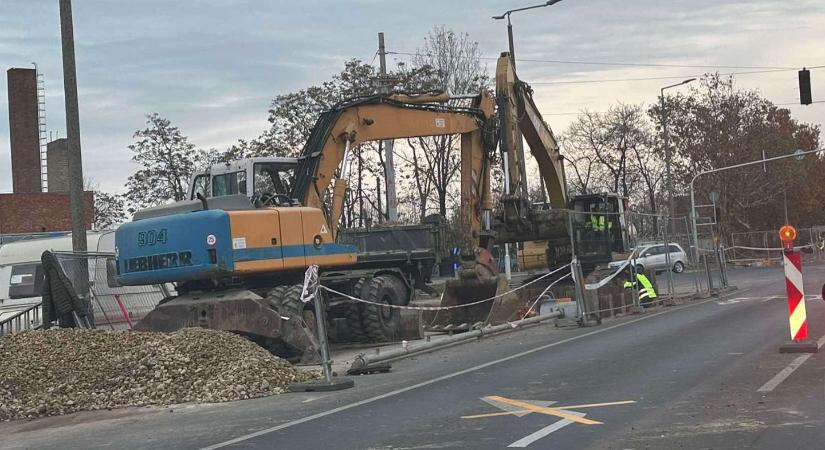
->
[59,0,88,259]
[59,0,90,315]
[377,33,398,222]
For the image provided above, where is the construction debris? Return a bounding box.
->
[0,328,318,421]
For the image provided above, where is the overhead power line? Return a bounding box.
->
[387,51,825,86]
[387,51,805,71]
[531,66,825,85]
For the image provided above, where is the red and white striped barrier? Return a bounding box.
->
[783,251,808,342]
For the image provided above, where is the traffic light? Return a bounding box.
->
[799,69,812,105]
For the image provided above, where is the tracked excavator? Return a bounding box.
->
[115,91,497,361]
[429,52,632,329]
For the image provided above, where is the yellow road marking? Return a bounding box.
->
[483,396,602,425]
[461,399,636,420]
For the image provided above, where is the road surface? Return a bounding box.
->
[3,264,824,449]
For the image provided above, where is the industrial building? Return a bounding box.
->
[1,67,93,235]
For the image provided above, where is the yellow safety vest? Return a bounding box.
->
[624,273,657,300]
[590,215,613,232]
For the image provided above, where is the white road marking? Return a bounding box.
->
[757,335,825,392]
[508,410,585,448]
[199,290,750,450]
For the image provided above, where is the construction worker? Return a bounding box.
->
[589,213,613,232]
[624,271,657,304]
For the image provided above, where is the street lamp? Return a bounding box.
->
[659,78,694,299]
[493,0,563,69]
[660,78,696,219]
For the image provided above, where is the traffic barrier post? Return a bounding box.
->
[778,225,817,353]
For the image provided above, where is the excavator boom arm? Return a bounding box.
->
[495,54,567,208]
[290,94,495,243]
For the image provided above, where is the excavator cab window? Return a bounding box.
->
[191,174,210,199]
[253,162,295,198]
[212,171,247,197]
[570,195,613,262]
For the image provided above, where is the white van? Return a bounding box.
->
[0,232,113,323]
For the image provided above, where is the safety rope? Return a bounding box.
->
[724,244,814,252]
[516,273,572,321]
[319,263,571,311]
[584,254,635,290]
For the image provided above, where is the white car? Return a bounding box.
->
[609,242,688,274]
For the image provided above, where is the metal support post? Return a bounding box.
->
[718,244,728,288]
[504,243,512,281]
[663,215,674,297]
[570,257,587,322]
[703,254,714,292]
[314,293,333,383]
[289,269,353,392]
[630,258,641,311]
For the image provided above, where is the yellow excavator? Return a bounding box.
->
[429,52,631,329]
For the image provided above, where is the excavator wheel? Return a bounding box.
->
[263,284,320,363]
[267,285,304,319]
[359,275,407,342]
[345,278,370,342]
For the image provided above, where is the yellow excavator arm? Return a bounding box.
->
[495,53,567,209]
[290,92,496,245]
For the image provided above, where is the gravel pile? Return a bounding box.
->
[0,328,318,421]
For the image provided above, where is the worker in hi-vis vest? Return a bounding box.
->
[589,214,613,232]
[624,272,657,303]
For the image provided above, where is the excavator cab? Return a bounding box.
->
[569,193,629,271]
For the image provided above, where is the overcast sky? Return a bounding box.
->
[1,0,823,193]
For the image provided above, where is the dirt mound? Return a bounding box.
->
[0,328,318,421]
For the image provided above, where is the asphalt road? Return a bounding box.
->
[3,264,825,450]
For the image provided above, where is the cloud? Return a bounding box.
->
[0,0,822,194]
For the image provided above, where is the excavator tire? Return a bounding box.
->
[267,284,304,319]
[344,278,370,342]
[359,274,407,342]
[263,284,319,361]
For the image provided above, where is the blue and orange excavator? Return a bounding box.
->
[115,91,499,361]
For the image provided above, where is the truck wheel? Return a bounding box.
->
[345,278,369,342]
[360,275,407,342]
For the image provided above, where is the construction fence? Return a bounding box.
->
[728,227,825,266]
[0,252,167,335]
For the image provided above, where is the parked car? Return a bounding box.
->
[609,242,688,274]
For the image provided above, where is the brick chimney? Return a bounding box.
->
[7,68,41,193]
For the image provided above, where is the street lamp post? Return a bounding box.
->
[660,78,696,219]
[689,148,823,289]
[493,0,563,69]
[659,78,694,298]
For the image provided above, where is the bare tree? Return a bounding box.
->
[564,106,640,199]
[402,26,489,218]
[123,113,208,213]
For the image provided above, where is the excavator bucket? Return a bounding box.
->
[134,289,321,365]
[425,254,523,332]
